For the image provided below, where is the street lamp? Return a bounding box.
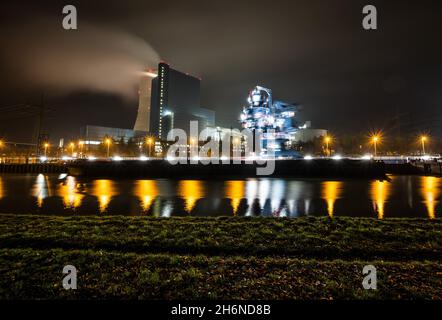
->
[146,137,153,157]
[70,142,75,157]
[105,139,111,158]
[324,136,331,157]
[189,137,197,159]
[44,143,49,157]
[0,140,3,164]
[372,135,379,158]
[233,137,240,148]
[78,141,84,158]
[421,136,427,155]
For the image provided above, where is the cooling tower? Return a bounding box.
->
[133,73,154,132]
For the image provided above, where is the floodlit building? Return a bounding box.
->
[240,86,299,156]
[239,86,327,156]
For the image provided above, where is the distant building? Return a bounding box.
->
[150,62,215,140]
[80,125,140,145]
[294,129,328,143]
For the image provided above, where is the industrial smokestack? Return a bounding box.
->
[133,70,158,132]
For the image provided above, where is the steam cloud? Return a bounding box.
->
[0,20,160,100]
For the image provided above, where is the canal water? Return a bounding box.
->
[0,174,440,218]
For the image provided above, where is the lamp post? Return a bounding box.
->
[233,137,240,148]
[421,136,427,155]
[0,140,3,163]
[78,141,84,158]
[372,136,379,158]
[325,136,331,157]
[189,137,197,159]
[105,139,111,158]
[44,143,49,157]
[147,137,153,157]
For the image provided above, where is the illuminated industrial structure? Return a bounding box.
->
[239,86,328,157]
[240,86,299,156]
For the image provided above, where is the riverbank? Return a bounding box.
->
[68,159,388,179]
[0,214,441,299]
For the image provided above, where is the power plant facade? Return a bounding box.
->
[150,62,215,140]
[240,86,299,155]
[134,62,215,140]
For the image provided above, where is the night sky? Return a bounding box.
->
[1,0,442,143]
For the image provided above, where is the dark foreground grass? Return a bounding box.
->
[0,214,441,299]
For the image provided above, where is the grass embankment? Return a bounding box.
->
[0,214,441,299]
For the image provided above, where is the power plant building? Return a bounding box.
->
[240,86,327,156]
[134,62,215,140]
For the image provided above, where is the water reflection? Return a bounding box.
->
[58,176,84,209]
[271,180,286,217]
[1,174,439,218]
[287,181,303,217]
[245,179,258,216]
[420,176,440,219]
[258,179,271,211]
[135,180,159,212]
[321,181,343,217]
[92,180,116,213]
[370,180,391,219]
[178,180,204,212]
[32,174,51,207]
[161,200,173,217]
[225,181,245,215]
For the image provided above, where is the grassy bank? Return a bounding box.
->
[0,214,441,299]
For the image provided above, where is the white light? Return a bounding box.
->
[166,156,176,162]
[332,154,342,160]
[220,156,229,161]
[88,156,97,161]
[113,156,123,161]
[361,154,372,160]
[139,156,149,161]
[304,155,313,160]
[40,156,47,162]
[141,71,158,78]
[61,156,72,161]
[422,155,431,161]
[85,140,101,145]
[58,173,68,180]
[252,93,261,103]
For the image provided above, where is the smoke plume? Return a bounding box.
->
[0,19,160,100]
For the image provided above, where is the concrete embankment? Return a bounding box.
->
[1,159,438,178]
[67,159,387,179]
[384,162,442,176]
